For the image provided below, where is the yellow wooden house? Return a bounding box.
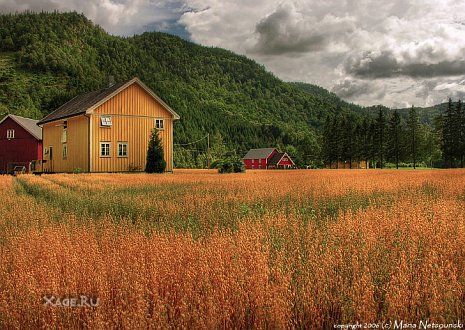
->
[37,78,180,173]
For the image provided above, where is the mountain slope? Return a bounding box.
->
[0,12,380,166]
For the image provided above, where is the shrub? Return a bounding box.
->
[216,153,245,174]
[145,129,166,173]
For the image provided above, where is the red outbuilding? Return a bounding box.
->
[243,148,295,169]
[0,114,43,174]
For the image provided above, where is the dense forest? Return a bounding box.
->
[0,12,452,168]
[321,99,465,169]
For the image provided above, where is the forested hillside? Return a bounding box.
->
[0,11,367,167]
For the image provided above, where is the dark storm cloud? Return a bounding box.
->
[248,3,353,56]
[345,50,465,79]
[331,79,386,100]
[0,0,189,36]
[249,5,325,55]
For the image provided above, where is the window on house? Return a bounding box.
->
[117,142,128,157]
[100,115,112,127]
[62,143,68,159]
[61,128,67,143]
[6,129,14,139]
[100,142,111,157]
[155,119,164,130]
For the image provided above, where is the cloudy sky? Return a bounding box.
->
[2,0,465,108]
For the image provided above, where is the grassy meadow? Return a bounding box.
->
[0,169,465,328]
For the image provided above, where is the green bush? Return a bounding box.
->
[216,153,245,174]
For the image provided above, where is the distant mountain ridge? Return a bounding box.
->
[0,12,443,166]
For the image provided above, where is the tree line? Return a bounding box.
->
[321,106,443,169]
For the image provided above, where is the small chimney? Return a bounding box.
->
[108,75,115,88]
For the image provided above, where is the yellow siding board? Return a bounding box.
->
[42,116,89,173]
[91,83,173,172]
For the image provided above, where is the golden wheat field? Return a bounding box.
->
[1,169,465,328]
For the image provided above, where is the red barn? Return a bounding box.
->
[0,115,43,174]
[243,148,295,169]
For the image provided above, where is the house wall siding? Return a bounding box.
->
[91,83,173,172]
[42,115,89,173]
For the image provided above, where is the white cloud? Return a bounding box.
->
[179,0,465,107]
[3,0,465,107]
[0,0,186,35]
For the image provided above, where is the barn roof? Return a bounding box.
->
[37,77,180,125]
[268,152,294,166]
[243,148,276,159]
[267,152,285,166]
[0,114,42,140]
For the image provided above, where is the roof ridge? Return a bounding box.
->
[0,114,42,140]
[37,78,179,125]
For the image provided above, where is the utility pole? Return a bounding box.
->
[207,133,211,169]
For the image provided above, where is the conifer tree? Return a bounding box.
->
[342,114,355,168]
[360,117,372,168]
[145,129,166,173]
[407,105,420,169]
[442,98,454,167]
[387,110,403,169]
[331,115,341,168]
[375,108,386,168]
[453,100,464,167]
[322,115,334,167]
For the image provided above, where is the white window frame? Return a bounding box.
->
[155,118,164,130]
[117,142,128,158]
[61,128,67,143]
[62,143,68,159]
[6,129,14,139]
[100,115,112,127]
[100,142,111,157]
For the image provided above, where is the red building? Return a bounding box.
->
[243,148,295,169]
[0,115,43,174]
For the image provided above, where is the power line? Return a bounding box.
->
[174,133,211,168]
[174,134,209,146]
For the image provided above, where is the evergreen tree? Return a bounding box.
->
[369,120,377,168]
[331,115,342,168]
[375,108,387,168]
[210,131,227,167]
[407,106,420,169]
[322,115,334,167]
[343,114,355,168]
[360,117,372,168]
[442,98,454,167]
[453,100,464,167]
[145,129,166,173]
[387,110,403,169]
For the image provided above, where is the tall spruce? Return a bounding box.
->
[407,105,420,169]
[145,129,166,173]
[375,108,386,168]
[369,120,377,168]
[341,114,355,168]
[322,115,334,167]
[387,110,402,169]
[360,117,372,168]
[331,115,341,168]
[442,98,454,167]
[453,100,464,167]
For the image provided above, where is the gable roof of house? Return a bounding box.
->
[243,148,276,160]
[267,152,294,166]
[37,77,180,125]
[0,114,42,140]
